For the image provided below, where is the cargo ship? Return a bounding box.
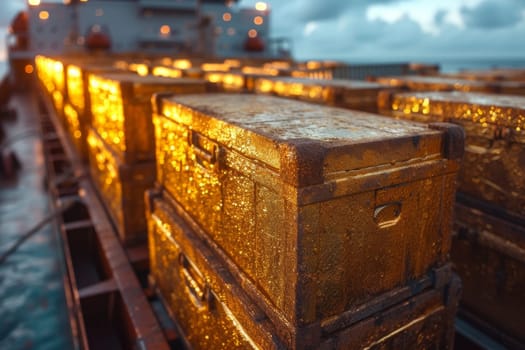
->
[1,1,524,349]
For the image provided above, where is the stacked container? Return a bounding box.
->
[86,73,211,244]
[379,90,525,348]
[148,93,463,349]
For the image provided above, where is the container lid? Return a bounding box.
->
[160,94,444,186]
[262,77,386,89]
[394,91,525,130]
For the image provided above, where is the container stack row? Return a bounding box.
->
[34,53,525,349]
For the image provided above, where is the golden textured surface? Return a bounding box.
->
[89,74,126,154]
[255,77,385,109]
[389,91,525,215]
[205,72,245,91]
[149,205,265,350]
[89,73,209,162]
[66,65,85,112]
[35,55,65,94]
[391,91,525,130]
[152,66,183,78]
[87,129,123,227]
[155,94,458,325]
[64,103,81,140]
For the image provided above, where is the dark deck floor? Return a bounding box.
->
[0,90,73,350]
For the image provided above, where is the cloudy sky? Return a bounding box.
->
[1,0,524,64]
[239,0,525,62]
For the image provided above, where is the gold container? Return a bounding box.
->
[87,128,155,244]
[148,191,460,349]
[255,77,394,113]
[89,73,210,164]
[153,94,463,332]
[380,90,525,217]
[64,63,123,160]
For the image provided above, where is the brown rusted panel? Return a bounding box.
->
[323,276,460,350]
[384,91,525,217]
[147,193,285,350]
[154,94,461,327]
[89,72,210,164]
[452,202,525,346]
[87,127,155,244]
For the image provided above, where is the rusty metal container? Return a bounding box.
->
[453,201,525,349]
[147,191,460,349]
[153,94,463,331]
[379,91,525,218]
[87,127,155,244]
[375,75,498,93]
[88,73,210,164]
[254,77,394,113]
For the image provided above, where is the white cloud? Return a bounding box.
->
[303,22,318,37]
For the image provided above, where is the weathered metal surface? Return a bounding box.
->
[452,202,525,348]
[89,72,210,164]
[147,191,460,349]
[87,127,155,244]
[153,93,463,328]
[254,76,393,112]
[380,91,525,217]
[148,193,284,350]
[375,75,497,93]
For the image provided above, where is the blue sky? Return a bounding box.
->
[1,0,525,62]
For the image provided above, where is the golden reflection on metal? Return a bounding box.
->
[129,63,149,76]
[64,103,82,139]
[152,66,183,78]
[87,130,123,224]
[35,55,65,94]
[52,90,63,114]
[391,92,525,130]
[204,72,244,91]
[149,210,259,349]
[201,63,230,72]
[256,77,329,103]
[88,75,126,153]
[154,94,456,325]
[241,66,278,76]
[66,65,85,112]
[173,59,192,70]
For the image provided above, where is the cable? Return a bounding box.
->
[0,198,78,265]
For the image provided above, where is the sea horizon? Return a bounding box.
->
[2,56,525,79]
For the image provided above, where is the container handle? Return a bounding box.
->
[374,202,402,228]
[179,253,210,311]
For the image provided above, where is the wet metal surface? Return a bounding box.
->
[154,94,461,336]
[0,91,73,349]
[386,91,525,217]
